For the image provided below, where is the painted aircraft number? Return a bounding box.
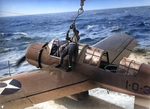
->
[126,81,150,95]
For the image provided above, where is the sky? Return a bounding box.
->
[0,0,150,17]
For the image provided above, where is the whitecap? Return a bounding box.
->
[13,32,28,36]
[143,20,150,27]
[87,25,97,30]
[0,33,5,37]
[110,26,121,32]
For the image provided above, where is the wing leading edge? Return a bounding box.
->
[93,33,137,65]
[0,67,97,109]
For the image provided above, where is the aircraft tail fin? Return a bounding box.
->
[93,33,137,65]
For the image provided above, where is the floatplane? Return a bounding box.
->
[0,0,150,108]
[0,33,150,109]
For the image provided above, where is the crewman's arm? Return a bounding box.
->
[72,23,77,34]
[72,24,80,41]
[66,30,70,40]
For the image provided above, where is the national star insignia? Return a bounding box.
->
[0,79,21,95]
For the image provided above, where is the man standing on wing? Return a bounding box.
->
[55,23,80,72]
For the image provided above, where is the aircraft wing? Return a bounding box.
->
[93,33,137,65]
[0,67,97,109]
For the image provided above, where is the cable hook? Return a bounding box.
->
[78,7,84,15]
[73,8,84,25]
[69,0,85,29]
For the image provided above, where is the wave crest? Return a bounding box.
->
[0,32,27,37]
[133,48,147,54]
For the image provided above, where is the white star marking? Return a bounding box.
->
[0,79,20,95]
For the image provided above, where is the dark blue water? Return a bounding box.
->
[0,6,150,77]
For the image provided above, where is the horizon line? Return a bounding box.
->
[0,5,149,18]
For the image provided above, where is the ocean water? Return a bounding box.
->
[0,6,150,109]
[0,6,150,77]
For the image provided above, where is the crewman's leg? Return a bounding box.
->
[60,49,68,64]
[55,48,68,68]
[66,44,76,72]
[74,44,78,62]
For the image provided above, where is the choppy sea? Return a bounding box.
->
[0,6,150,109]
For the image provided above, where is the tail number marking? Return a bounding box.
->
[126,81,150,95]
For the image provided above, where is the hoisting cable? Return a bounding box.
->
[68,0,85,36]
[67,0,85,44]
[72,0,85,24]
[73,7,84,24]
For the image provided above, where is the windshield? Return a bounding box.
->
[48,39,60,57]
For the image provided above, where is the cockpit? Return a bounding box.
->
[116,57,141,77]
[83,46,109,67]
[48,39,61,57]
[47,39,141,77]
[82,45,141,77]
[103,57,142,77]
